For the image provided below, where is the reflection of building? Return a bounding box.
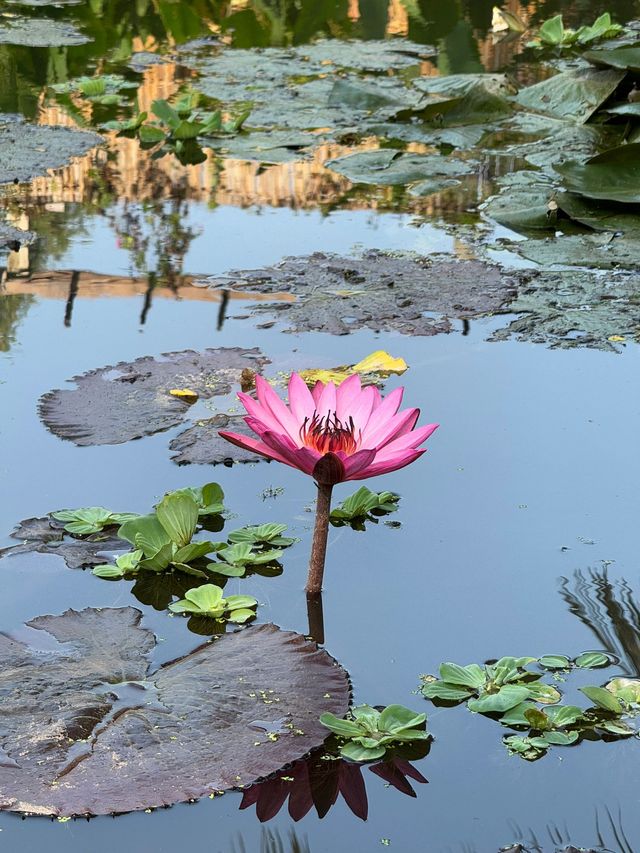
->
[0,0,542,274]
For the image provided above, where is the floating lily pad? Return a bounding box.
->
[170,414,265,466]
[514,68,625,123]
[555,143,640,203]
[584,44,640,73]
[324,149,473,187]
[0,16,89,46]
[0,609,349,816]
[0,516,125,569]
[492,268,640,349]
[186,41,427,135]
[202,251,520,336]
[295,38,433,71]
[506,232,640,269]
[207,130,319,164]
[0,119,102,184]
[39,348,268,446]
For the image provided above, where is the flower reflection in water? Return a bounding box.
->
[239,743,429,824]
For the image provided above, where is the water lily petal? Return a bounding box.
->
[349,448,426,479]
[238,392,287,436]
[217,430,290,465]
[369,423,439,463]
[335,373,362,419]
[255,375,300,439]
[362,407,419,449]
[260,430,319,474]
[288,372,315,424]
[341,448,377,480]
[346,384,377,433]
[315,381,337,419]
[359,387,404,443]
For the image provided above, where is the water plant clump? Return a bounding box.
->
[320,704,430,762]
[420,653,639,761]
[329,486,400,530]
[168,584,257,624]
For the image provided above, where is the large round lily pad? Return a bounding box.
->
[0,609,349,816]
[201,251,521,336]
[39,347,268,446]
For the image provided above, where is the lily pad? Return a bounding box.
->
[0,609,349,816]
[555,143,640,203]
[584,44,640,73]
[202,251,520,336]
[0,516,125,569]
[39,347,268,446]
[0,118,102,184]
[324,149,473,187]
[207,131,318,164]
[170,414,265,466]
[491,267,640,349]
[0,16,89,46]
[505,232,640,270]
[514,68,625,123]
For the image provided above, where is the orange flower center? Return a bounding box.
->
[300,412,359,456]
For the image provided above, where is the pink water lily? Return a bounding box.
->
[220,373,438,484]
[219,372,438,595]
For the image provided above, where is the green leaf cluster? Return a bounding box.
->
[527,13,623,49]
[51,507,139,536]
[89,483,293,581]
[320,704,429,761]
[103,91,250,166]
[93,490,224,579]
[50,74,137,105]
[330,486,400,530]
[168,584,257,624]
[421,653,640,761]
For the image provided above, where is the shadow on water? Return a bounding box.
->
[560,567,640,677]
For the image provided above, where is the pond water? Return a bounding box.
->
[1,1,640,851]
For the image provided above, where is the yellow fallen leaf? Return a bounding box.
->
[169,388,199,404]
[352,351,408,375]
[300,351,408,386]
[608,335,626,342]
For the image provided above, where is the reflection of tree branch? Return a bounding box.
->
[503,802,632,852]
[559,568,640,676]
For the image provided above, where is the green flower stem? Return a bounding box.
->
[306,482,333,596]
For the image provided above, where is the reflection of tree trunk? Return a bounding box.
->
[560,568,640,676]
[306,592,325,645]
[63,270,80,328]
[140,271,157,325]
